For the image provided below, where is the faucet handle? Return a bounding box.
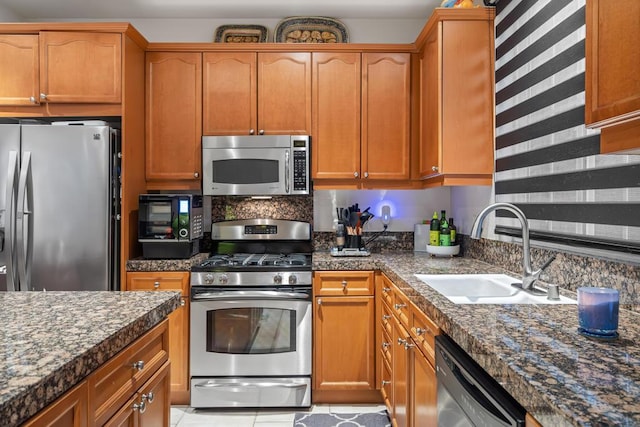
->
[547,284,560,300]
[538,254,556,272]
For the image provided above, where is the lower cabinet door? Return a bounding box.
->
[392,317,410,427]
[139,361,171,427]
[412,348,437,427]
[313,296,375,391]
[22,380,88,427]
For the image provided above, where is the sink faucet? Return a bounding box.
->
[470,202,555,291]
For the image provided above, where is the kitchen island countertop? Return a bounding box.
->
[313,251,640,427]
[0,291,181,426]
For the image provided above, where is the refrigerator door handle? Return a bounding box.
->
[16,151,33,292]
[4,151,19,291]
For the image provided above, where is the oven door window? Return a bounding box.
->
[206,308,296,354]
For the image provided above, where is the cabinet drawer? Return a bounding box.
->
[314,271,374,296]
[410,301,439,366]
[381,358,392,405]
[126,272,189,294]
[89,320,169,426]
[379,274,394,307]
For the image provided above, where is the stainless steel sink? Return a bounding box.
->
[414,274,576,305]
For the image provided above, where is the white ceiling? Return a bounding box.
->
[1,0,443,20]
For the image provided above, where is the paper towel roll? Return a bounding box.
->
[414,224,430,252]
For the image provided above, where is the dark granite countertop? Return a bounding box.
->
[126,252,209,272]
[313,252,640,427]
[0,291,181,426]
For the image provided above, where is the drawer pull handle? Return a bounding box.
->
[382,380,391,386]
[133,400,146,413]
[153,281,160,289]
[317,298,322,305]
[394,303,406,310]
[382,287,391,293]
[397,338,407,346]
[415,327,428,336]
[404,342,416,350]
[341,280,348,288]
[382,315,391,320]
[382,342,390,349]
[180,297,186,307]
[132,360,145,371]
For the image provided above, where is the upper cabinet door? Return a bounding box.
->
[0,35,39,106]
[39,31,121,103]
[258,52,311,135]
[585,0,640,128]
[362,52,411,181]
[203,52,257,136]
[145,52,202,188]
[312,52,362,180]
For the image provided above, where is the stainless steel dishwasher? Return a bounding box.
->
[435,335,525,426]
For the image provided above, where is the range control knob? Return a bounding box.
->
[289,274,297,285]
[204,274,214,284]
[219,274,229,285]
[273,274,283,285]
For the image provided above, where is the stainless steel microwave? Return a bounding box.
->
[202,135,310,196]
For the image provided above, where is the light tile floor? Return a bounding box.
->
[171,404,388,427]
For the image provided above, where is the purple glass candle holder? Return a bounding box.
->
[577,287,619,339]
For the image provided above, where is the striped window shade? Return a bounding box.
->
[494,0,640,254]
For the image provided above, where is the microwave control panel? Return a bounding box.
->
[292,138,309,193]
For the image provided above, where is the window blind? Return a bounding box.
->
[494,0,640,254]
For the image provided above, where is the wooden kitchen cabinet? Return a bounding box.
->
[0,34,40,106]
[203,51,311,135]
[313,271,378,403]
[312,52,411,186]
[0,32,121,107]
[377,272,438,427]
[104,362,171,427]
[585,0,640,154]
[22,380,88,427]
[416,8,495,187]
[126,271,190,404]
[145,51,202,189]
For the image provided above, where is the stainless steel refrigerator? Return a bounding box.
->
[0,121,120,291]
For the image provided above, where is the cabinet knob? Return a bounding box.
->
[364,172,369,178]
[382,287,391,293]
[194,172,200,178]
[394,303,406,310]
[153,281,160,289]
[432,166,439,172]
[415,327,425,336]
[382,380,391,386]
[29,96,37,104]
[382,342,390,349]
[404,342,416,350]
[39,93,47,100]
[133,400,146,413]
[397,338,407,346]
[180,297,186,307]
[382,314,391,320]
[249,129,255,135]
[341,280,348,288]
[317,298,322,305]
[132,360,145,371]
[259,129,265,135]
[142,391,155,403]
[354,172,359,178]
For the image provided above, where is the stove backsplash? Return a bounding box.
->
[211,196,314,224]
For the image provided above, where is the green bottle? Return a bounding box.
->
[439,219,451,246]
[449,218,457,245]
[429,211,440,246]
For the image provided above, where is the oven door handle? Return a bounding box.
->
[192,290,310,301]
[194,381,307,389]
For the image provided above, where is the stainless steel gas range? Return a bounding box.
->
[189,219,313,409]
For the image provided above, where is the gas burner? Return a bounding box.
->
[195,253,311,270]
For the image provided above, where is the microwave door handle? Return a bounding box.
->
[285,150,290,194]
